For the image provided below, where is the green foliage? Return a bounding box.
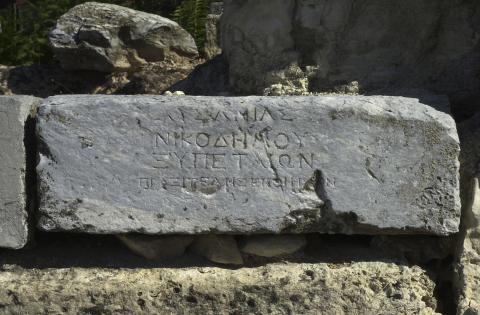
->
[0,0,214,66]
[0,0,73,65]
[172,0,214,51]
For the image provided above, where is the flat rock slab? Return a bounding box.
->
[37,95,460,235]
[0,263,438,314]
[0,96,40,249]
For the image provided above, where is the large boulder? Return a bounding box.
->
[50,2,198,72]
[221,0,480,119]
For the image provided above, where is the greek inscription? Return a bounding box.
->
[137,104,316,196]
[136,176,309,193]
[279,154,293,168]
[195,133,210,147]
[232,153,247,169]
[150,152,316,170]
[153,130,306,150]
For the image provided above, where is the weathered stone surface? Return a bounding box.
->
[117,234,194,260]
[240,234,306,257]
[204,2,223,59]
[50,2,198,72]
[0,262,439,314]
[0,96,40,249]
[454,114,480,314]
[37,95,460,235]
[456,262,480,315]
[455,178,480,315]
[221,0,480,118]
[190,235,243,265]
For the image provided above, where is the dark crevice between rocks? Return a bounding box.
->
[23,114,38,248]
[0,232,451,268]
[427,254,457,315]
[448,105,476,314]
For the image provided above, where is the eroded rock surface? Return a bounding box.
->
[0,96,40,249]
[221,0,480,118]
[204,2,223,59]
[36,95,460,235]
[0,262,439,314]
[456,114,480,314]
[455,177,480,315]
[50,2,198,72]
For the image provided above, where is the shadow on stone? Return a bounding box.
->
[169,54,230,96]
[6,64,106,97]
[0,232,455,269]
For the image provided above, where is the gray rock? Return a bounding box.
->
[240,234,306,257]
[50,2,198,72]
[221,0,480,118]
[0,96,40,249]
[116,234,194,260]
[37,95,460,235]
[190,235,243,265]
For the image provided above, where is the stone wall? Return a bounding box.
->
[0,93,468,314]
[0,1,479,314]
[221,0,480,119]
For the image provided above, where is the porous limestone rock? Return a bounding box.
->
[456,262,480,315]
[221,0,480,118]
[116,234,194,260]
[190,235,243,265]
[0,96,40,249]
[454,113,480,314]
[240,234,306,257]
[455,178,480,315]
[37,95,460,235]
[49,2,198,72]
[0,262,439,314]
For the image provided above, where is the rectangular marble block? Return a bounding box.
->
[0,96,40,249]
[37,95,461,235]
